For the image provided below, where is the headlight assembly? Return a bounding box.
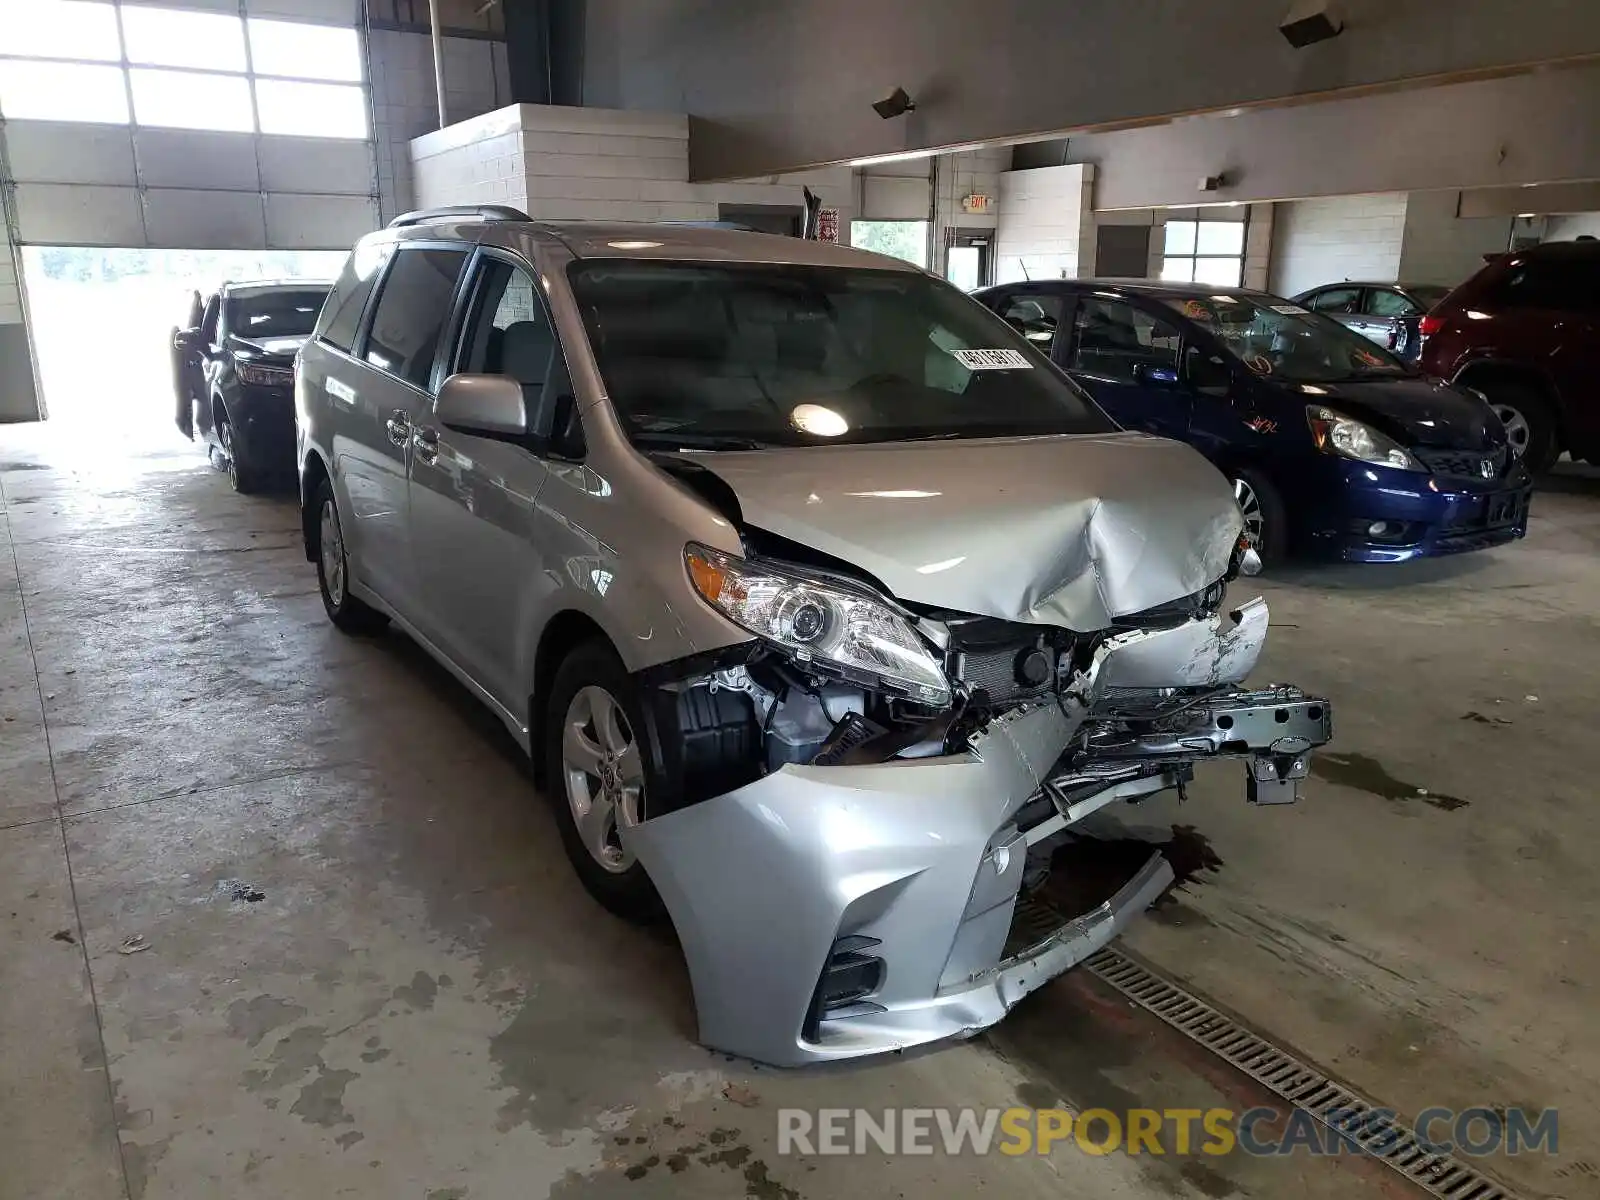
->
[238,361,294,387]
[1305,405,1422,471]
[685,544,952,707]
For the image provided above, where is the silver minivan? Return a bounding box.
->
[296,207,1333,1066]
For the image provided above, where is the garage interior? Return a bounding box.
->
[2,3,1599,1199]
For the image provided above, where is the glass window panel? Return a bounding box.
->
[1192,257,1243,287]
[130,68,254,132]
[122,6,247,71]
[365,247,470,389]
[1163,221,1197,255]
[248,19,363,82]
[5,0,122,60]
[255,79,367,137]
[1195,222,1246,256]
[1160,257,1196,282]
[0,60,128,122]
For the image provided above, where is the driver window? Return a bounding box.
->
[1068,298,1181,383]
[999,293,1063,352]
[457,260,555,392]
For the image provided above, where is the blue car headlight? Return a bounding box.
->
[1306,405,1423,472]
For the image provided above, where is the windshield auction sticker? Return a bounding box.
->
[953,348,1033,370]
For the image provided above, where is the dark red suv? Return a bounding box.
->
[1420,240,1600,472]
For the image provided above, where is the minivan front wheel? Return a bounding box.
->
[545,640,659,921]
[313,477,387,634]
[1232,469,1287,565]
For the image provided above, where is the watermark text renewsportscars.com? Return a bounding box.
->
[776,1106,1559,1158]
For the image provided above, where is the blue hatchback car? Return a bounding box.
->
[974,279,1533,563]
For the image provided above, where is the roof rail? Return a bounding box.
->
[387,204,530,229]
[659,220,762,233]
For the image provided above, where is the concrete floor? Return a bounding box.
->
[2,421,1595,1200]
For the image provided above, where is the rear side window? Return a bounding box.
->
[363,247,470,390]
[317,241,394,353]
[1491,258,1599,312]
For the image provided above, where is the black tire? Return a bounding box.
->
[543,639,661,922]
[311,476,388,635]
[216,408,263,494]
[1231,467,1289,566]
[1478,381,1559,473]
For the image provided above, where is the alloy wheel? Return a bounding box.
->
[319,498,346,606]
[1492,403,1530,459]
[218,419,241,489]
[1233,477,1266,547]
[561,685,644,874]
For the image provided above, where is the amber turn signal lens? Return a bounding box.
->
[686,548,726,603]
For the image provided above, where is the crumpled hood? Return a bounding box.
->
[684,432,1243,631]
[1306,376,1504,450]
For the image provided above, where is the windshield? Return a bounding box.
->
[1162,293,1412,383]
[567,261,1114,448]
[224,289,329,341]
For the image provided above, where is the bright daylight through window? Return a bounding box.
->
[0,0,367,137]
[1161,219,1246,287]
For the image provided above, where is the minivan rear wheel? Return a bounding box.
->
[313,476,387,635]
[1480,383,1558,473]
[1232,469,1288,565]
[544,639,660,922]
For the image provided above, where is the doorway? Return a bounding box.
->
[20,246,344,428]
[944,228,993,290]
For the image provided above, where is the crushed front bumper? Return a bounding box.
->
[627,600,1333,1066]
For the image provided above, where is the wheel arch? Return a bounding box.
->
[529,610,615,786]
[1452,360,1565,448]
[300,449,332,563]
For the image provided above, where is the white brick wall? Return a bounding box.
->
[930,147,1008,278]
[1546,212,1600,240]
[1396,191,1511,288]
[409,104,854,229]
[1269,193,1407,296]
[369,29,512,221]
[994,163,1096,284]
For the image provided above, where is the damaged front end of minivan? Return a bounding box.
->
[624,441,1332,1067]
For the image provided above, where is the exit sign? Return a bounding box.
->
[961,193,993,214]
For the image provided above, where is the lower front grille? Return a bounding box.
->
[1414,445,1507,481]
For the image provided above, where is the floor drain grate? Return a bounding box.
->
[1085,947,1520,1200]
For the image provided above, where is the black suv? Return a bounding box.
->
[173,280,331,491]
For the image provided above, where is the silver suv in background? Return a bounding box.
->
[297,207,1334,1066]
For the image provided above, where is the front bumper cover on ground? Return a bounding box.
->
[627,599,1333,1067]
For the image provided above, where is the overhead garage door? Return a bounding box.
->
[0,0,380,251]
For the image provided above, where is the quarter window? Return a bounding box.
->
[1068,299,1182,384]
[364,248,470,390]
[318,243,394,354]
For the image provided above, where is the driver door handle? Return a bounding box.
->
[385,409,411,447]
[412,426,439,465]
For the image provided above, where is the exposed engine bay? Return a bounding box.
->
[624,446,1333,1067]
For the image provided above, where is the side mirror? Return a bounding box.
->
[1133,362,1179,387]
[173,328,198,351]
[436,374,529,443]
